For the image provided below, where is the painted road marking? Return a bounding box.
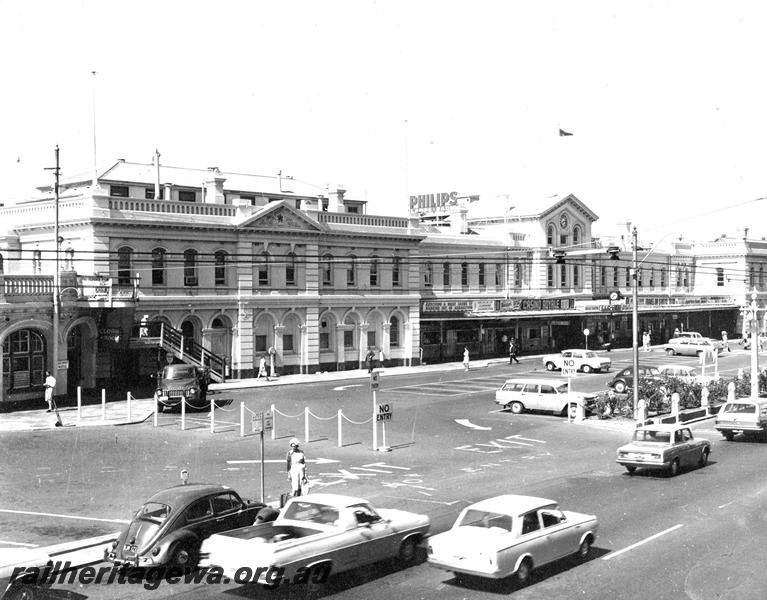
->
[602,524,684,561]
[0,509,130,524]
[227,458,340,465]
[455,419,492,431]
[455,434,546,453]
[0,540,38,547]
[332,384,364,391]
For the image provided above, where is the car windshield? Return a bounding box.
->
[137,502,172,523]
[632,429,671,443]
[282,501,340,525]
[722,403,756,414]
[457,509,512,532]
[164,366,196,380]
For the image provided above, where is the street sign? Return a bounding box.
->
[57,360,69,370]
[370,371,380,391]
[561,358,577,377]
[376,402,393,422]
[251,410,274,434]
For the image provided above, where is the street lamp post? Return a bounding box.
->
[631,227,640,418]
[749,290,760,400]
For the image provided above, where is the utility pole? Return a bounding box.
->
[631,227,639,418]
[45,146,61,394]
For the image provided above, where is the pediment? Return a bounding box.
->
[539,194,599,223]
[237,201,325,232]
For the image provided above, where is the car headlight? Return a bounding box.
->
[152,546,161,556]
[651,454,661,459]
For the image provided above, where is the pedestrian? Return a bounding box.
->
[642,331,650,352]
[257,355,270,381]
[365,348,375,373]
[722,330,730,352]
[286,438,308,497]
[673,327,680,339]
[463,347,470,371]
[509,339,520,364]
[44,371,56,412]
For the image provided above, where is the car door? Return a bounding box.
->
[678,428,697,466]
[349,505,396,564]
[518,511,549,565]
[538,384,559,413]
[180,497,215,541]
[522,383,541,410]
[538,509,573,562]
[210,491,245,532]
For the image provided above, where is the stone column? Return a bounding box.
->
[272,325,285,376]
[381,322,391,367]
[359,323,369,369]
[336,324,350,371]
[299,324,308,374]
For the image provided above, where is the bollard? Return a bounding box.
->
[728,381,736,402]
[337,409,342,447]
[101,389,106,422]
[77,386,82,422]
[240,402,245,437]
[671,392,681,421]
[126,392,132,423]
[153,392,158,427]
[305,407,310,444]
[181,395,186,431]
[271,404,276,440]
[210,398,215,434]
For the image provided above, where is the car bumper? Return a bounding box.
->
[105,550,158,568]
[427,557,504,579]
[715,423,765,432]
[616,458,668,469]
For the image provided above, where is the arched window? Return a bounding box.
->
[322,254,333,286]
[117,247,133,286]
[151,248,166,285]
[370,256,379,287]
[424,261,433,287]
[573,225,581,245]
[285,252,297,286]
[547,224,555,246]
[390,315,401,347]
[257,252,269,286]
[3,330,46,390]
[184,249,198,286]
[214,250,227,286]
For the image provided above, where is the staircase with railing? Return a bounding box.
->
[132,323,227,383]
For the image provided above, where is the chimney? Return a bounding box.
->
[203,167,226,204]
[153,149,161,200]
[327,186,346,212]
[448,205,468,234]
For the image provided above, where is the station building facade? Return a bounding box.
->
[0,158,761,403]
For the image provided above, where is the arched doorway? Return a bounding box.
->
[66,326,82,394]
[209,316,232,375]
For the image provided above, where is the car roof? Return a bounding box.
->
[635,424,689,433]
[287,493,369,508]
[658,364,692,370]
[465,495,557,515]
[146,483,235,507]
[502,378,567,385]
[722,397,767,406]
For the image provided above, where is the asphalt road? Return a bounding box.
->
[1,346,764,599]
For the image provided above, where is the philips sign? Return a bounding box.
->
[409,192,479,215]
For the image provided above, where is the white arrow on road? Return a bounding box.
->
[227,458,340,465]
[454,419,492,431]
[332,384,363,391]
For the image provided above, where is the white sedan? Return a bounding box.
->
[542,349,611,373]
[656,364,715,384]
[427,495,598,585]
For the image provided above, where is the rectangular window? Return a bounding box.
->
[514,263,522,288]
[716,268,724,287]
[178,190,196,202]
[258,256,269,286]
[461,263,468,287]
[144,188,164,199]
[495,263,502,287]
[600,266,606,287]
[613,267,619,288]
[214,254,226,286]
[255,335,267,352]
[626,267,631,287]
[560,264,567,288]
[347,205,359,214]
[559,234,568,245]
[392,257,401,287]
[152,250,165,285]
[547,265,554,288]
[370,260,379,287]
[286,255,296,286]
[573,265,579,287]
[478,263,485,287]
[240,195,255,205]
[344,330,354,349]
[347,259,356,286]
[367,331,376,348]
[110,185,129,197]
[390,325,400,347]
[319,332,330,349]
[283,335,294,352]
[443,263,451,287]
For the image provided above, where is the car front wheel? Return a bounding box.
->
[545,362,556,371]
[582,365,593,374]
[398,537,419,565]
[509,401,524,415]
[516,558,533,586]
[614,381,627,393]
[666,348,675,356]
[576,537,593,560]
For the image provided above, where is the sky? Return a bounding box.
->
[2,0,767,245]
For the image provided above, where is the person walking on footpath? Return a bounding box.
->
[509,339,520,364]
[722,330,730,352]
[365,348,375,373]
[286,438,308,497]
[463,347,470,371]
[44,371,56,412]
[257,355,270,381]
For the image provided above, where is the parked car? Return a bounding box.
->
[664,338,722,357]
[616,424,710,476]
[495,378,595,416]
[426,495,598,585]
[155,363,210,410]
[542,349,611,373]
[105,482,269,569]
[715,397,767,441]
[0,548,51,600]
[606,365,661,393]
[656,364,715,384]
[200,493,429,586]
[668,331,706,342]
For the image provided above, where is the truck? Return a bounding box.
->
[156,363,210,411]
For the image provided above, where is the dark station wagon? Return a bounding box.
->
[106,483,270,569]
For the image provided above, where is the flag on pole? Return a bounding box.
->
[559,128,573,137]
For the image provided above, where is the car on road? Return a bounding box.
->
[426,494,598,585]
[199,493,430,586]
[495,378,595,416]
[606,365,661,393]
[105,482,269,569]
[656,364,715,384]
[1,547,51,600]
[663,337,722,357]
[542,349,611,373]
[715,397,767,441]
[616,424,711,476]
[155,363,210,411]
[668,331,706,342]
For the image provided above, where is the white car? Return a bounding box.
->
[495,378,595,416]
[656,364,715,384]
[542,349,611,373]
[427,495,598,585]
